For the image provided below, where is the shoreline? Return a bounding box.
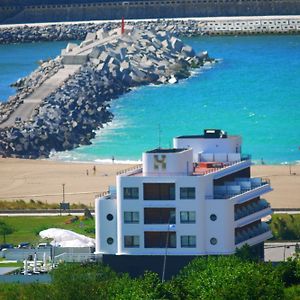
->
[0,158,299,209]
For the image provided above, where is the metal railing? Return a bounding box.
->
[116,164,142,176]
[235,200,270,220]
[235,223,270,245]
[214,179,270,199]
[194,158,250,176]
[95,190,110,199]
[241,154,252,161]
[54,252,96,263]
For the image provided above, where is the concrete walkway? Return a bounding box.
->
[0,64,80,128]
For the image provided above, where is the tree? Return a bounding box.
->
[170,256,284,299]
[0,221,14,243]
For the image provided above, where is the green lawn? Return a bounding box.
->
[0,216,95,246]
[0,262,23,268]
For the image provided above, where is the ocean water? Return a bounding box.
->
[1,36,300,164]
[0,41,71,101]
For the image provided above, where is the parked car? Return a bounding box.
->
[18,242,31,249]
[0,243,13,251]
[37,243,51,249]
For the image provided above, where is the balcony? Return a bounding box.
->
[213,177,271,203]
[235,222,272,246]
[235,199,270,221]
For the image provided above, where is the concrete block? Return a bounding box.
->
[96,28,109,40]
[66,43,78,53]
[161,40,170,49]
[79,39,94,48]
[62,55,88,65]
[89,45,106,59]
[170,37,184,52]
[181,45,195,57]
[85,32,96,41]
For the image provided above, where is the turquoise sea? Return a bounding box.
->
[0,36,300,164]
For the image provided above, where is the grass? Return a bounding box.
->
[0,262,23,268]
[0,215,95,246]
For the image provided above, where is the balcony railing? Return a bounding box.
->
[235,222,270,245]
[194,159,251,176]
[116,164,143,176]
[214,177,270,199]
[235,199,270,220]
[95,190,110,199]
[241,154,252,161]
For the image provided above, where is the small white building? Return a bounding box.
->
[95,129,273,275]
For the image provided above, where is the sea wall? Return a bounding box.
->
[1,0,300,24]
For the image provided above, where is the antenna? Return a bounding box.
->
[158,124,161,149]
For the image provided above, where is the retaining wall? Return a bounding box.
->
[199,16,300,34]
[1,0,300,24]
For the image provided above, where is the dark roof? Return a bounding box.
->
[176,129,228,139]
[146,148,187,154]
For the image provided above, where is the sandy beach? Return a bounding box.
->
[0,158,299,208]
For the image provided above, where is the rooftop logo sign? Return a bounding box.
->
[154,155,166,170]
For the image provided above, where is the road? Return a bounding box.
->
[265,242,298,262]
[0,64,80,128]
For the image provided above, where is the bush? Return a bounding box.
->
[169,256,284,300]
[276,257,300,287]
[271,214,300,241]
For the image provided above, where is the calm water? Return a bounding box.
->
[1,36,300,164]
[0,41,71,102]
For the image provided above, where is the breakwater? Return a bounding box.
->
[1,0,300,24]
[0,26,213,158]
[1,16,300,45]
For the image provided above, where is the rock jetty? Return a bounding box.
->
[0,20,204,45]
[0,58,63,125]
[0,26,214,158]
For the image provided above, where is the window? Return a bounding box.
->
[181,235,196,248]
[106,214,113,221]
[144,183,175,200]
[124,235,139,248]
[124,212,139,224]
[180,187,195,199]
[180,211,196,223]
[210,237,217,245]
[144,208,175,224]
[107,237,114,245]
[144,232,176,248]
[210,214,217,221]
[124,187,139,199]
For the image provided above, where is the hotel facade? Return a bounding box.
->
[95,129,273,275]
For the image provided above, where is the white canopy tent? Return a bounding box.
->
[39,228,95,247]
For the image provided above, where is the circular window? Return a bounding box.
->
[210,238,217,245]
[106,214,113,221]
[107,237,114,245]
[210,214,217,221]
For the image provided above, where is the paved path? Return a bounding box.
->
[0,65,80,128]
[0,267,19,275]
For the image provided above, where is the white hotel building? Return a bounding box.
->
[95,129,273,275]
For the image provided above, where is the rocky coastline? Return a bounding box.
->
[0,25,214,158]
